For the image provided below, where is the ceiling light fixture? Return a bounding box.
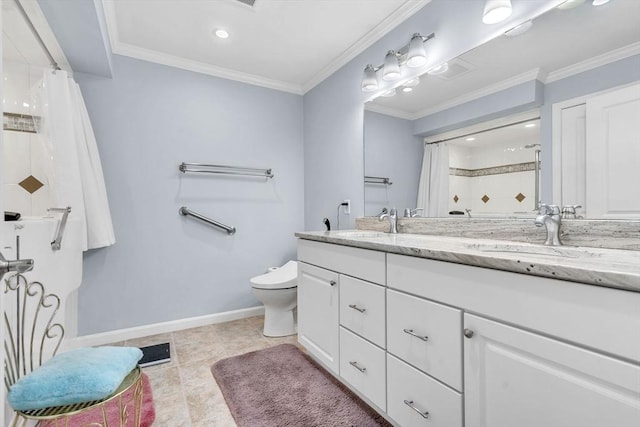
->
[466,137,476,141]
[214,29,229,39]
[361,64,379,92]
[360,32,435,92]
[482,0,512,24]
[402,87,413,93]
[524,123,536,128]
[592,0,610,6]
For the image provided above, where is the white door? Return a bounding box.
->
[586,82,640,218]
[559,103,587,210]
[464,313,640,427]
[297,262,340,373]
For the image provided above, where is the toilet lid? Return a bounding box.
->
[250,260,298,290]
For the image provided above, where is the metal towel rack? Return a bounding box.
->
[48,207,71,250]
[179,207,236,235]
[179,162,274,179]
[364,175,393,185]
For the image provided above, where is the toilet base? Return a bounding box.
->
[263,307,297,337]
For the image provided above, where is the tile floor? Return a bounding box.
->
[116,315,299,426]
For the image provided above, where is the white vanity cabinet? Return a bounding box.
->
[297,238,640,427]
[464,313,640,427]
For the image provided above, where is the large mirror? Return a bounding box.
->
[364,0,640,218]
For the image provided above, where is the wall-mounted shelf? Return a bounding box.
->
[178,162,273,179]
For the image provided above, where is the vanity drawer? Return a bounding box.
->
[297,239,385,285]
[387,353,462,427]
[387,289,462,390]
[339,327,386,411]
[340,275,386,348]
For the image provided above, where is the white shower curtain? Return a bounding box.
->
[416,142,450,217]
[39,70,115,250]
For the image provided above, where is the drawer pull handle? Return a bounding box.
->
[403,328,429,341]
[329,280,337,286]
[404,400,429,419]
[348,304,366,313]
[349,361,367,373]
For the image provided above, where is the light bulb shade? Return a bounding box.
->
[382,50,401,81]
[482,0,512,24]
[407,34,427,68]
[361,65,379,92]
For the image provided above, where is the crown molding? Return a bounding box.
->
[101,0,430,95]
[412,68,543,120]
[113,42,304,94]
[544,42,640,84]
[364,103,414,120]
[301,0,432,93]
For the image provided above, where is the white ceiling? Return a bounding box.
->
[367,0,640,119]
[102,0,430,94]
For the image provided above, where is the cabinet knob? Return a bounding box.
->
[464,328,475,339]
[329,280,336,286]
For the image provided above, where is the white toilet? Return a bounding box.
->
[250,260,298,337]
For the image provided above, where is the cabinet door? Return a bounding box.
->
[297,262,340,373]
[464,313,640,427]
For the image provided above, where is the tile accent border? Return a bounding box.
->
[450,161,536,177]
[3,112,40,133]
[63,305,265,350]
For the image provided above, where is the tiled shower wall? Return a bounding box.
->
[449,140,537,214]
[2,62,52,217]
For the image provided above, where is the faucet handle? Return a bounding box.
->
[562,204,582,214]
[540,204,560,215]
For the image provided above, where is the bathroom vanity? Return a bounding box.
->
[296,231,640,427]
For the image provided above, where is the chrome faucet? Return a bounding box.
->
[379,207,398,234]
[0,251,34,277]
[535,204,563,246]
[562,204,582,219]
[403,208,423,218]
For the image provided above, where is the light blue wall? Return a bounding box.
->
[303,0,559,230]
[364,111,422,216]
[76,55,304,334]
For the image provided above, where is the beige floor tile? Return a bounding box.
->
[180,356,222,389]
[152,390,190,427]
[185,381,230,422]
[145,365,182,401]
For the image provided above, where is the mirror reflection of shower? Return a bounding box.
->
[444,116,541,216]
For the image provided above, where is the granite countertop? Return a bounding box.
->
[295,230,640,293]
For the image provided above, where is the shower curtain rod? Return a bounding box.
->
[14,0,62,71]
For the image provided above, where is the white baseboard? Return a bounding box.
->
[64,306,265,350]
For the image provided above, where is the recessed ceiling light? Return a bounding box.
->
[466,137,476,141]
[215,29,229,39]
[592,0,610,6]
[427,62,449,75]
[524,123,536,128]
[402,87,413,93]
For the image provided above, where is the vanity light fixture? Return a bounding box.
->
[360,32,435,92]
[407,33,428,68]
[383,50,401,81]
[214,29,229,39]
[362,64,379,92]
[482,0,512,24]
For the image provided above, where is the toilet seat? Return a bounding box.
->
[250,261,298,290]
